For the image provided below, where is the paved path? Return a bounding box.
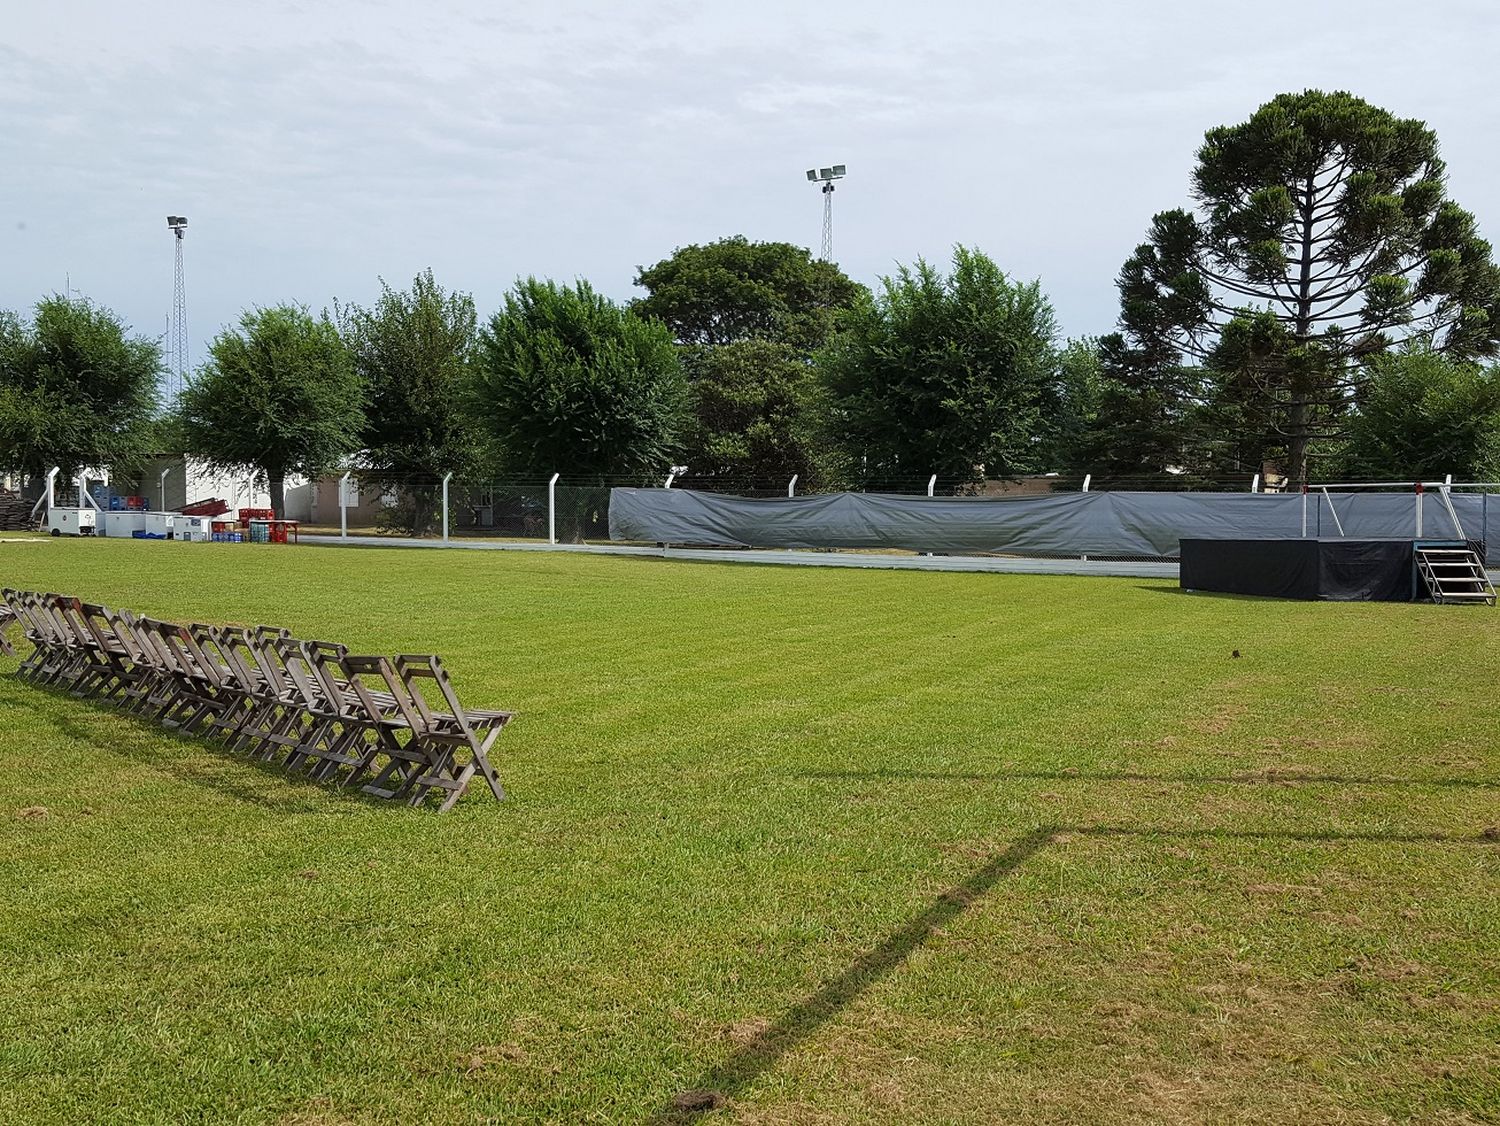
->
[301,534,1180,579]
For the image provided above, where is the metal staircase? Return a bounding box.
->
[1415,546,1496,605]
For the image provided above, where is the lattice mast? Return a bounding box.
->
[805,164,846,262]
[166,215,188,398]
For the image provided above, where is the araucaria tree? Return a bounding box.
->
[818,246,1058,488]
[341,270,479,535]
[177,305,364,517]
[1113,89,1500,481]
[0,295,160,485]
[470,279,687,480]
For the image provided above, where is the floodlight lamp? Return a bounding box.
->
[832,164,846,177]
[819,167,833,179]
[806,169,817,181]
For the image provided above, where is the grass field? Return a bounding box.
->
[1,537,1497,1124]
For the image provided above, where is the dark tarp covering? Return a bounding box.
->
[1180,538,1419,601]
[608,487,1499,559]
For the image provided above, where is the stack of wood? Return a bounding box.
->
[0,491,37,532]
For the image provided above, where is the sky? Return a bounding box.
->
[4,0,1500,370]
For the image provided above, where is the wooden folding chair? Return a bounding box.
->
[392,655,511,810]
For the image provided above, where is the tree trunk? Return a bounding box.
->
[268,476,286,519]
[1290,171,1316,484]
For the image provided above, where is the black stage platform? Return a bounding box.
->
[1179,538,1485,601]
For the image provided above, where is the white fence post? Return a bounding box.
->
[1081,474,1091,493]
[927,474,937,497]
[548,472,560,545]
[1415,482,1424,538]
[339,471,351,540]
[1250,473,1260,493]
[159,466,171,512]
[1301,484,1309,537]
[441,471,453,544]
[787,474,798,498]
[664,471,677,489]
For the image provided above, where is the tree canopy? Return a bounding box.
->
[818,246,1059,488]
[632,236,864,351]
[679,339,834,487]
[177,305,364,516]
[470,279,687,481]
[0,295,160,484]
[1108,89,1500,481]
[1342,348,1500,480]
[341,270,480,533]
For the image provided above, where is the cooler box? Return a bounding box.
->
[176,516,211,542]
[100,510,147,537]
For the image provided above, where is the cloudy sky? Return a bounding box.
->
[4,0,1498,368]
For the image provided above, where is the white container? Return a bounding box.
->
[139,512,176,539]
[48,507,97,536]
[99,510,146,537]
[175,516,211,542]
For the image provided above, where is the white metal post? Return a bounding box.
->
[441,471,453,544]
[787,474,798,498]
[548,472,560,545]
[45,467,59,512]
[1250,473,1260,493]
[339,471,351,539]
[1301,484,1308,537]
[1081,474,1091,493]
[159,467,171,512]
[927,474,937,497]
[1415,482,1423,538]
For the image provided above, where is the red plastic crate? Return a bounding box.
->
[238,507,275,528]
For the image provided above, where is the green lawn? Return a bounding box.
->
[1,538,1496,1124]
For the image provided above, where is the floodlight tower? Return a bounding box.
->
[166,215,188,398]
[805,164,846,262]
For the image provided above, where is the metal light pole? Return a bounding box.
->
[166,216,188,398]
[805,164,846,261]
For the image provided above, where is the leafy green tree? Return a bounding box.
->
[632,237,864,487]
[1343,348,1500,479]
[681,340,836,486]
[1109,89,1500,482]
[341,270,480,535]
[633,236,863,352]
[470,278,687,481]
[818,246,1059,488]
[177,305,363,517]
[0,295,160,485]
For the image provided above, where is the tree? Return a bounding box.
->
[0,295,160,485]
[681,339,835,486]
[340,270,480,535]
[632,236,864,351]
[470,278,687,480]
[177,305,363,517]
[1343,348,1500,479]
[818,246,1059,488]
[1110,89,1500,482]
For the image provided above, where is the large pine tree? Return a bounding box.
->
[1108,90,1500,482]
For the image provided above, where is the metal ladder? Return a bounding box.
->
[1414,547,1496,605]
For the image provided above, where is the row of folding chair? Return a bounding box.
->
[0,588,512,811]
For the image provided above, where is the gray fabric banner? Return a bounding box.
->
[608,487,1498,558]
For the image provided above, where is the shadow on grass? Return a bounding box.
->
[5,677,375,814]
[658,807,1496,1118]
[655,826,1058,1122]
[802,768,1499,791]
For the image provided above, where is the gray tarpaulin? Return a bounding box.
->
[608,487,1499,558]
